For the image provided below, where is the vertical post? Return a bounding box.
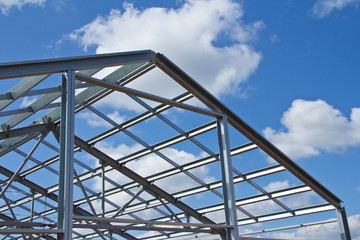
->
[30,190,35,222]
[101,160,105,217]
[217,115,239,240]
[337,206,352,240]
[58,70,75,240]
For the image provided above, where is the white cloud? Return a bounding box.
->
[0,0,45,14]
[77,110,127,128]
[19,96,39,107]
[311,0,360,18]
[270,34,280,43]
[241,180,315,217]
[263,180,290,192]
[69,0,262,111]
[263,99,360,159]
[267,214,360,240]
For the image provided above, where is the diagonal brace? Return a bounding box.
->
[0,132,48,199]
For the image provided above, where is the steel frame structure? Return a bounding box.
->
[0,50,351,239]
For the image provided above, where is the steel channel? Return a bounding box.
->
[0,50,155,80]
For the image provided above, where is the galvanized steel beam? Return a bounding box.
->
[217,116,239,240]
[0,123,54,140]
[76,73,221,118]
[73,215,233,229]
[0,75,48,110]
[57,71,75,240]
[337,206,352,240]
[0,50,155,79]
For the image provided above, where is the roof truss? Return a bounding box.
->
[0,50,351,240]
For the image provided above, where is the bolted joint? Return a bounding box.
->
[1,124,10,137]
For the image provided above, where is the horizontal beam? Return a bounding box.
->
[0,229,63,234]
[0,221,52,227]
[73,215,233,229]
[0,122,54,140]
[0,75,48,110]
[73,223,213,234]
[75,73,221,118]
[239,219,337,237]
[0,50,155,79]
[237,204,336,226]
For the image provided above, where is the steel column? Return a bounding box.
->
[217,115,239,240]
[57,70,75,239]
[337,207,352,240]
[101,161,105,217]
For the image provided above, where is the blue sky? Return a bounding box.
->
[0,0,359,239]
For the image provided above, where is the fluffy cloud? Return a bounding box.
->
[263,99,360,159]
[19,96,39,107]
[268,214,360,240]
[69,0,262,111]
[263,180,290,192]
[311,0,360,18]
[77,110,127,128]
[0,0,45,14]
